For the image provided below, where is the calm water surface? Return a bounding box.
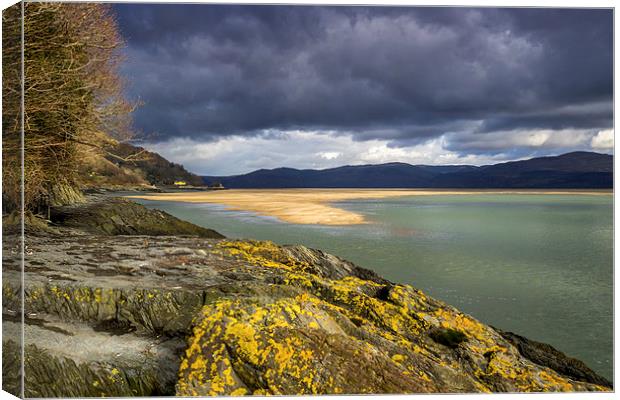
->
[134,194,613,380]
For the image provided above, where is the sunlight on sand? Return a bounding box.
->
[126,188,611,225]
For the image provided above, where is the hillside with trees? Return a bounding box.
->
[82,142,204,188]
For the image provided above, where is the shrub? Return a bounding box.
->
[429,328,468,348]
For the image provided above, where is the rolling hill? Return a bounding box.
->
[203,152,613,189]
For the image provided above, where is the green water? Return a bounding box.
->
[134,194,613,380]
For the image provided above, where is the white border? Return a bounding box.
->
[0,1,615,400]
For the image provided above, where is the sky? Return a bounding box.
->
[113,5,613,176]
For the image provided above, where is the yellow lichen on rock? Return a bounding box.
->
[171,240,612,395]
[177,297,330,396]
[217,240,311,273]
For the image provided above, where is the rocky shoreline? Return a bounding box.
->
[2,197,612,396]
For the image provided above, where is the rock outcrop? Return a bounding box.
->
[494,329,612,388]
[49,196,224,238]
[2,215,611,396]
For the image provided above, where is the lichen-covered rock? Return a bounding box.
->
[177,240,610,395]
[3,319,184,397]
[2,228,611,397]
[495,329,612,388]
[2,231,23,397]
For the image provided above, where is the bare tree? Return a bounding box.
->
[2,3,23,213]
[3,2,136,212]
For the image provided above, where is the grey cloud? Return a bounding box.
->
[114,5,612,151]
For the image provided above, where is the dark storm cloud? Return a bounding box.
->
[114,5,612,151]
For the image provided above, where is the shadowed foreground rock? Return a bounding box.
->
[2,223,611,396]
[50,196,224,238]
[495,328,612,388]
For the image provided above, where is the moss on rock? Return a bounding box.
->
[50,196,224,238]
[430,328,468,348]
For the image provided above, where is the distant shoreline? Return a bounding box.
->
[126,188,612,226]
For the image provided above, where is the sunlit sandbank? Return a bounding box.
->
[127,188,612,225]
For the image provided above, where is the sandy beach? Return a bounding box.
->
[126,188,612,225]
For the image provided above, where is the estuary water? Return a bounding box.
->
[133,193,613,380]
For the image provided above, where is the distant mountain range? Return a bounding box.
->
[203,151,613,189]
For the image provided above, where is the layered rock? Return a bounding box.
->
[2,222,611,396]
[49,196,223,238]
